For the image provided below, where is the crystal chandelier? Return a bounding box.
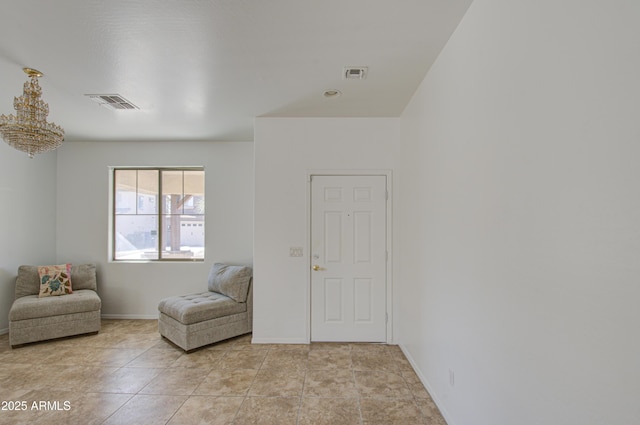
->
[0,68,64,158]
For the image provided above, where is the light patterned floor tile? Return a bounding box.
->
[303,369,358,398]
[354,370,413,399]
[0,319,442,425]
[247,369,305,397]
[193,369,258,396]
[233,397,299,425]
[360,398,428,425]
[298,398,361,425]
[139,367,208,395]
[167,395,244,425]
[101,394,187,425]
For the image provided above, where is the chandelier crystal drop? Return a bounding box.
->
[0,68,64,158]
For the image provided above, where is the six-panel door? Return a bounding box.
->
[310,175,387,342]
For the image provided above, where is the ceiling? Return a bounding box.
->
[0,0,472,142]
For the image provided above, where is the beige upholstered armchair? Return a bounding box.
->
[9,264,101,348]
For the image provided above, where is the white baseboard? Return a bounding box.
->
[399,343,456,425]
[0,318,156,335]
[251,336,309,345]
[101,314,158,320]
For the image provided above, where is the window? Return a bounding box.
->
[113,167,205,261]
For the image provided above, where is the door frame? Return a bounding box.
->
[306,169,393,344]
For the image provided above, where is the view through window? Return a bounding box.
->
[113,168,205,261]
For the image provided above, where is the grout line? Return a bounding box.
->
[352,367,365,425]
[163,395,189,425]
[99,393,135,425]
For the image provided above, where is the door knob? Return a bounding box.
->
[312,265,321,271]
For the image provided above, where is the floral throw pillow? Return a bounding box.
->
[38,264,73,297]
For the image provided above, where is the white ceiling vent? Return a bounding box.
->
[344,67,368,80]
[85,94,139,110]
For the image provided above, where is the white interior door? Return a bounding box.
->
[310,175,387,342]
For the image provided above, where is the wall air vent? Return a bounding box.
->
[85,94,139,110]
[344,66,368,80]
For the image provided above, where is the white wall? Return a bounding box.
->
[253,117,399,343]
[0,143,57,332]
[56,141,254,318]
[398,0,640,424]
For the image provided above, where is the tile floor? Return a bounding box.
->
[0,319,446,425]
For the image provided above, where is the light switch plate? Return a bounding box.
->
[289,247,303,257]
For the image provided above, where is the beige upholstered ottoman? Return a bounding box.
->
[158,263,252,351]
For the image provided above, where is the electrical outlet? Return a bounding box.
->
[289,247,303,257]
[449,369,455,387]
